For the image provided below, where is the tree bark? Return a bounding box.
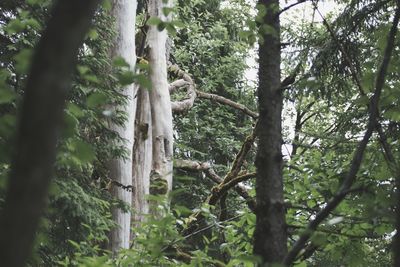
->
[108,0,137,252]
[0,0,100,266]
[253,0,288,264]
[148,0,174,194]
[132,86,152,223]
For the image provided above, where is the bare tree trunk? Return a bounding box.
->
[253,0,288,264]
[132,86,152,223]
[108,0,137,252]
[0,0,100,266]
[148,0,174,194]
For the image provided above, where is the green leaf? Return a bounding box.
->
[117,70,136,86]
[5,19,26,34]
[77,65,90,75]
[101,0,112,10]
[171,20,185,28]
[113,56,130,68]
[166,23,177,36]
[311,232,327,246]
[87,92,108,108]
[294,262,307,267]
[87,29,99,40]
[67,103,84,118]
[383,108,400,122]
[25,18,41,30]
[14,49,33,74]
[72,140,95,163]
[146,16,163,26]
[63,111,78,137]
[157,21,167,31]
[162,7,174,16]
[0,87,16,104]
[0,114,16,137]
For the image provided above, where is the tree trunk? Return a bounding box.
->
[253,0,288,264]
[108,0,137,252]
[148,0,174,195]
[0,0,100,266]
[132,86,152,223]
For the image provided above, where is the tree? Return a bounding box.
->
[0,0,100,266]
[107,0,137,252]
[147,0,174,199]
[253,0,288,264]
[2,0,400,266]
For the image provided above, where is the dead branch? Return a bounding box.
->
[196,90,259,119]
[167,63,258,118]
[168,63,197,114]
[174,159,257,212]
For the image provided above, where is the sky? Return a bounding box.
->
[240,0,343,158]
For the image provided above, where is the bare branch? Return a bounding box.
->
[168,63,197,113]
[169,79,189,93]
[174,159,256,212]
[196,90,258,119]
[278,0,308,16]
[167,63,258,118]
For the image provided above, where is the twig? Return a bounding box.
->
[278,0,308,16]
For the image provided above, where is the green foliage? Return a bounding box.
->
[0,2,131,265]
[1,0,399,266]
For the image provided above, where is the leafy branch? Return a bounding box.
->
[283,4,400,264]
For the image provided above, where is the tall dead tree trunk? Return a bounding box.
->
[108,0,137,252]
[253,0,288,264]
[147,0,174,195]
[0,0,100,266]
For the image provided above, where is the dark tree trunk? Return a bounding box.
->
[253,0,288,264]
[0,1,100,266]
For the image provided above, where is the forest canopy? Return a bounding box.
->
[0,0,400,266]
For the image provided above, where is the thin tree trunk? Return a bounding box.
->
[108,0,137,252]
[253,0,288,264]
[148,0,174,194]
[0,0,100,266]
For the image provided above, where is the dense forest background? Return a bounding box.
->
[0,0,400,266]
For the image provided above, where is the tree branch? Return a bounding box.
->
[168,63,197,114]
[283,6,400,265]
[168,63,258,118]
[196,90,258,119]
[174,159,257,212]
[278,0,308,16]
